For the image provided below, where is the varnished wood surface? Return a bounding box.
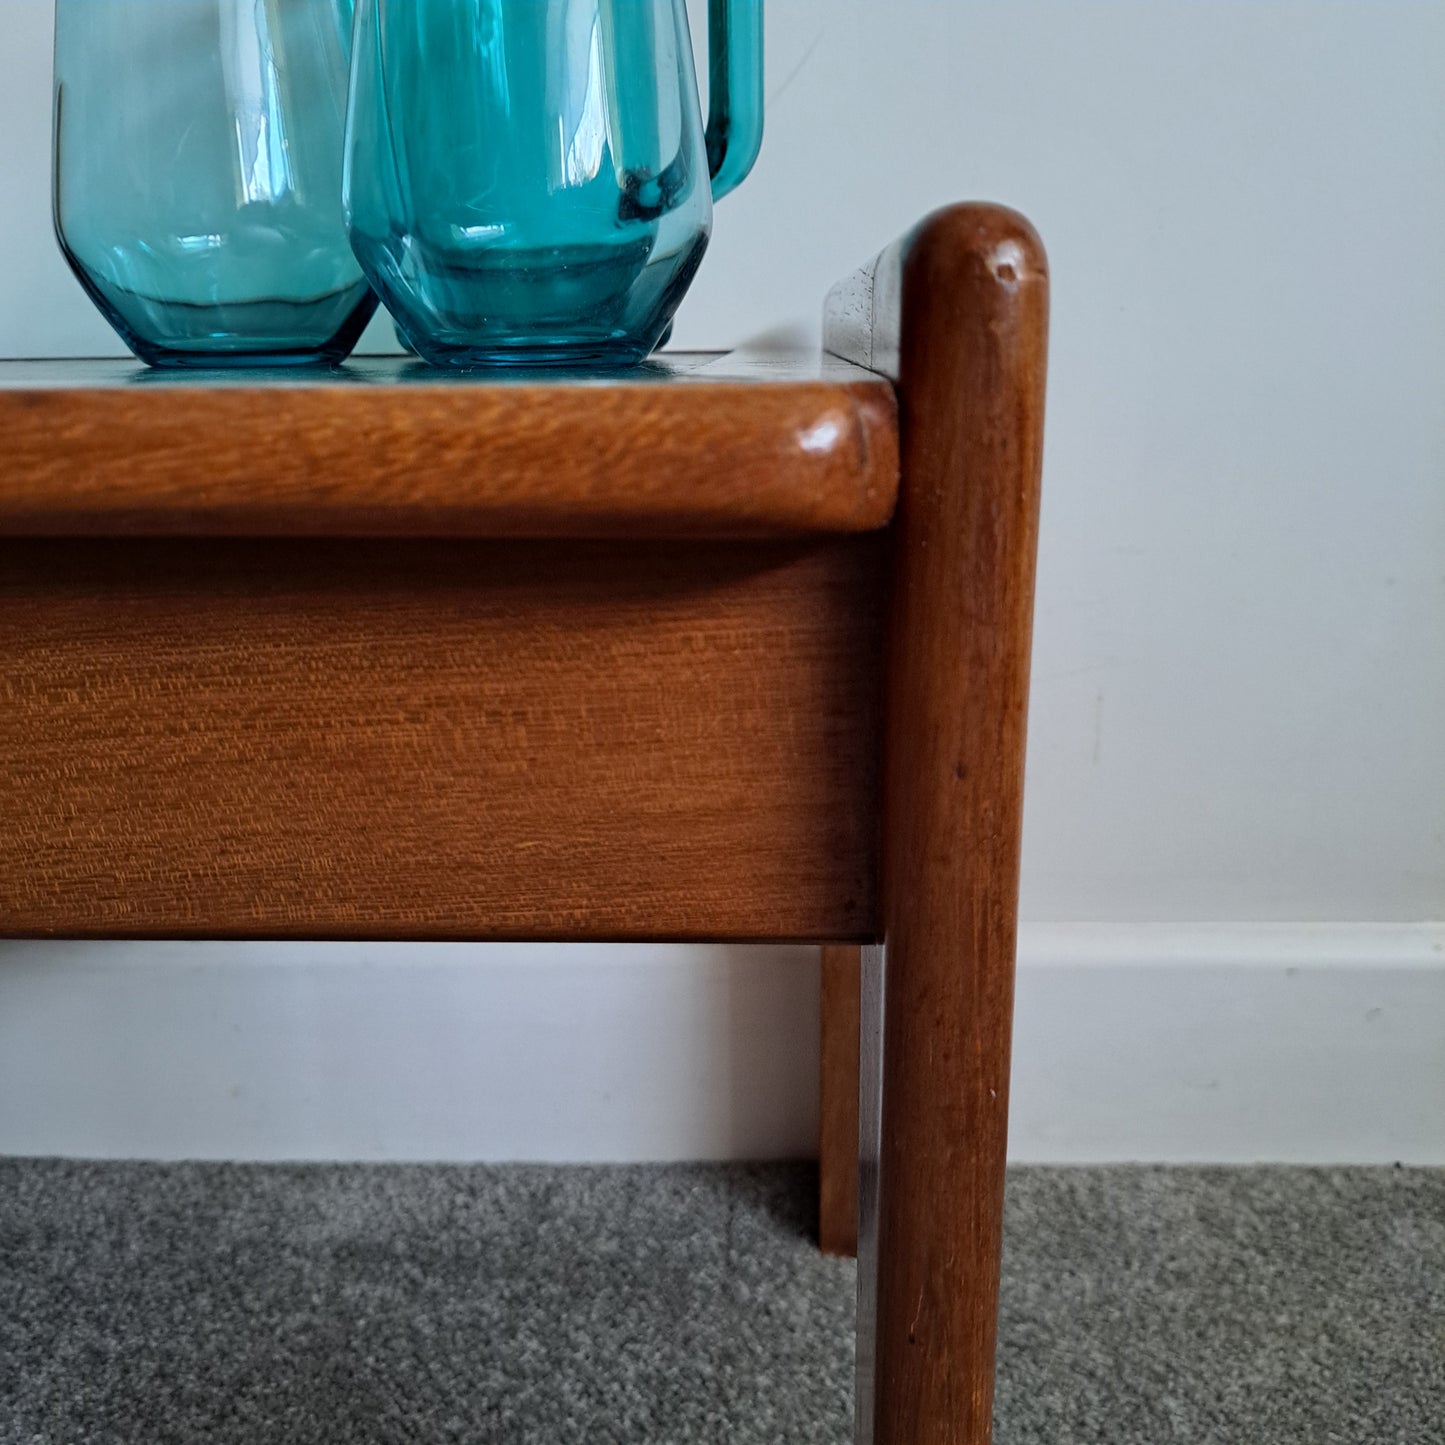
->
[0,538,885,941]
[818,943,862,1256]
[827,205,1049,1443]
[0,354,898,539]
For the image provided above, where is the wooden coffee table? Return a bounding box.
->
[0,203,1048,1445]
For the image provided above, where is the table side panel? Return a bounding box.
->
[0,538,884,941]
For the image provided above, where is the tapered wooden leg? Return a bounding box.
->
[855,941,885,1443]
[827,205,1049,1444]
[819,943,862,1256]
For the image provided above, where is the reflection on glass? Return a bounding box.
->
[345,0,763,368]
[54,0,376,368]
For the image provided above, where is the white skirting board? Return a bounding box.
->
[0,925,1440,1164]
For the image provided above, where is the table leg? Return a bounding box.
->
[829,203,1049,1445]
[819,943,861,1257]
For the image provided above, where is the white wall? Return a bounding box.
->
[2,2,1441,1161]
[3,928,1442,1164]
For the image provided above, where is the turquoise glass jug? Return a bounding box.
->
[53,0,377,368]
[345,0,764,367]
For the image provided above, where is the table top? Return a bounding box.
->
[0,352,899,539]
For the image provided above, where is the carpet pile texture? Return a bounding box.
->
[2,1161,1440,1443]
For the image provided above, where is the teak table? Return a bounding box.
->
[0,203,1048,1445]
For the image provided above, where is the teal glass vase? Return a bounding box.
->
[53,0,377,368]
[344,0,764,368]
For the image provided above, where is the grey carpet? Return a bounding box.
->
[1,1162,1440,1444]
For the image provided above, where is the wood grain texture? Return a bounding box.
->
[827,205,1049,1444]
[854,942,886,1441]
[0,356,897,539]
[818,943,862,1255]
[0,538,885,941]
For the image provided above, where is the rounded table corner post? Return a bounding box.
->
[827,201,1049,1445]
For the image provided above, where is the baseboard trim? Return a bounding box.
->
[1008,923,1444,1164]
[0,925,1440,1164]
[1019,921,1443,970]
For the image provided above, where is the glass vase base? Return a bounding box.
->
[133,347,357,371]
[404,339,656,371]
[63,266,378,371]
[352,230,705,373]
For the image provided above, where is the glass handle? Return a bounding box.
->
[705,0,764,201]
